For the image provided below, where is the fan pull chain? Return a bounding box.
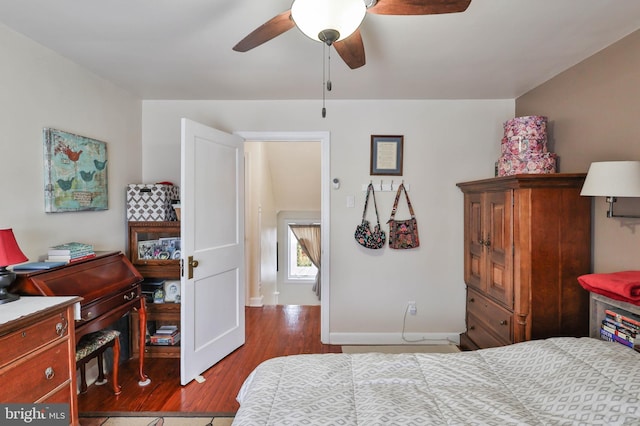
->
[327,45,332,92]
[321,43,333,118]
[322,43,326,118]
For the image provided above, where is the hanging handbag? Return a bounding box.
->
[387,183,420,249]
[354,183,386,249]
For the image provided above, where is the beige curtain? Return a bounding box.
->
[289,224,321,299]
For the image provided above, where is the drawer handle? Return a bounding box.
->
[124,291,136,301]
[469,298,475,303]
[55,316,68,336]
[499,320,508,326]
[45,367,55,380]
[81,311,93,321]
[469,326,475,330]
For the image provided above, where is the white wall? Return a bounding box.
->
[0,24,142,260]
[264,141,322,212]
[141,99,514,344]
[244,141,278,306]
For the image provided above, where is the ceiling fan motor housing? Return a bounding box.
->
[318,29,340,45]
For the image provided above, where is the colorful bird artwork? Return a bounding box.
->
[54,141,83,162]
[44,128,109,213]
[94,159,107,170]
[80,170,95,182]
[57,177,74,191]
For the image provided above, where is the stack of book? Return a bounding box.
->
[150,325,180,346]
[599,308,639,352]
[47,242,96,263]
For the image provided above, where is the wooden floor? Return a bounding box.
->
[78,305,341,414]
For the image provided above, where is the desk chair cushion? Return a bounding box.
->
[76,329,121,361]
[76,329,122,395]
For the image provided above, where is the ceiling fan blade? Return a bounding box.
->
[333,30,366,69]
[233,10,295,52]
[368,0,471,15]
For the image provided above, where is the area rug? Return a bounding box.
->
[79,412,234,426]
[341,344,460,354]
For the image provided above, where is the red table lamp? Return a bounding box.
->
[0,228,28,304]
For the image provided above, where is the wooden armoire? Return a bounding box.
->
[457,174,592,350]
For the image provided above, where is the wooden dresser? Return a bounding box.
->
[457,174,592,350]
[0,296,81,426]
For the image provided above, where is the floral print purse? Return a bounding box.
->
[354,183,386,249]
[387,183,420,249]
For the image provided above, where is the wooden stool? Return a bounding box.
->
[76,329,122,395]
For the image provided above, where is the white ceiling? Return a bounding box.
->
[1,0,639,101]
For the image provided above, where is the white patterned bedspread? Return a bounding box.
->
[233,338,640,425]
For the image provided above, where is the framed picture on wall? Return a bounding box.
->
[43,128,109,212]
[370,135,403,176]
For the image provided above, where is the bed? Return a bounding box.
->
[233,337,639,425]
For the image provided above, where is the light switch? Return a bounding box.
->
[346,195,355,208]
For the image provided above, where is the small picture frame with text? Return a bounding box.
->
[370,135,404,176]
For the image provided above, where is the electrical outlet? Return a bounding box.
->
[408,301,417,315]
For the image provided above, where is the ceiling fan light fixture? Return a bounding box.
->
[291,0,366,44]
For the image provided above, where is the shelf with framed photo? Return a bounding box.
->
[128,221,181,279]
[127,221,181,359]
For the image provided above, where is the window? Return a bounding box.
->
[287,226,318,281]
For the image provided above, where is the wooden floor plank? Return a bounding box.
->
[78,305,340,414]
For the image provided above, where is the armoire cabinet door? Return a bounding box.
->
[463,190,513,308]
[464,192,484,292]
[484,190,513,308]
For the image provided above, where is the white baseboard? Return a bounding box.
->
[329,332,461,346]
[248,296,264,307]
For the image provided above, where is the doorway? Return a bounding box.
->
[236,131,330,343]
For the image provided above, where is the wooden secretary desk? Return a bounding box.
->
[9,252,150,387]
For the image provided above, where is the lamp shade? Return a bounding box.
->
[0,229,28,267]
[291,0,366,43]
[580,161,640,197]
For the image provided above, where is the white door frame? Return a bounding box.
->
[235,131,331,343]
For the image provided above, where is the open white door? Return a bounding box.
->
[180,118,245,385]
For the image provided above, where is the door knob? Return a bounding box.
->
[188,256,199,279]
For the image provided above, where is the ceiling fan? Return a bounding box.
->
[233,0,472,70]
